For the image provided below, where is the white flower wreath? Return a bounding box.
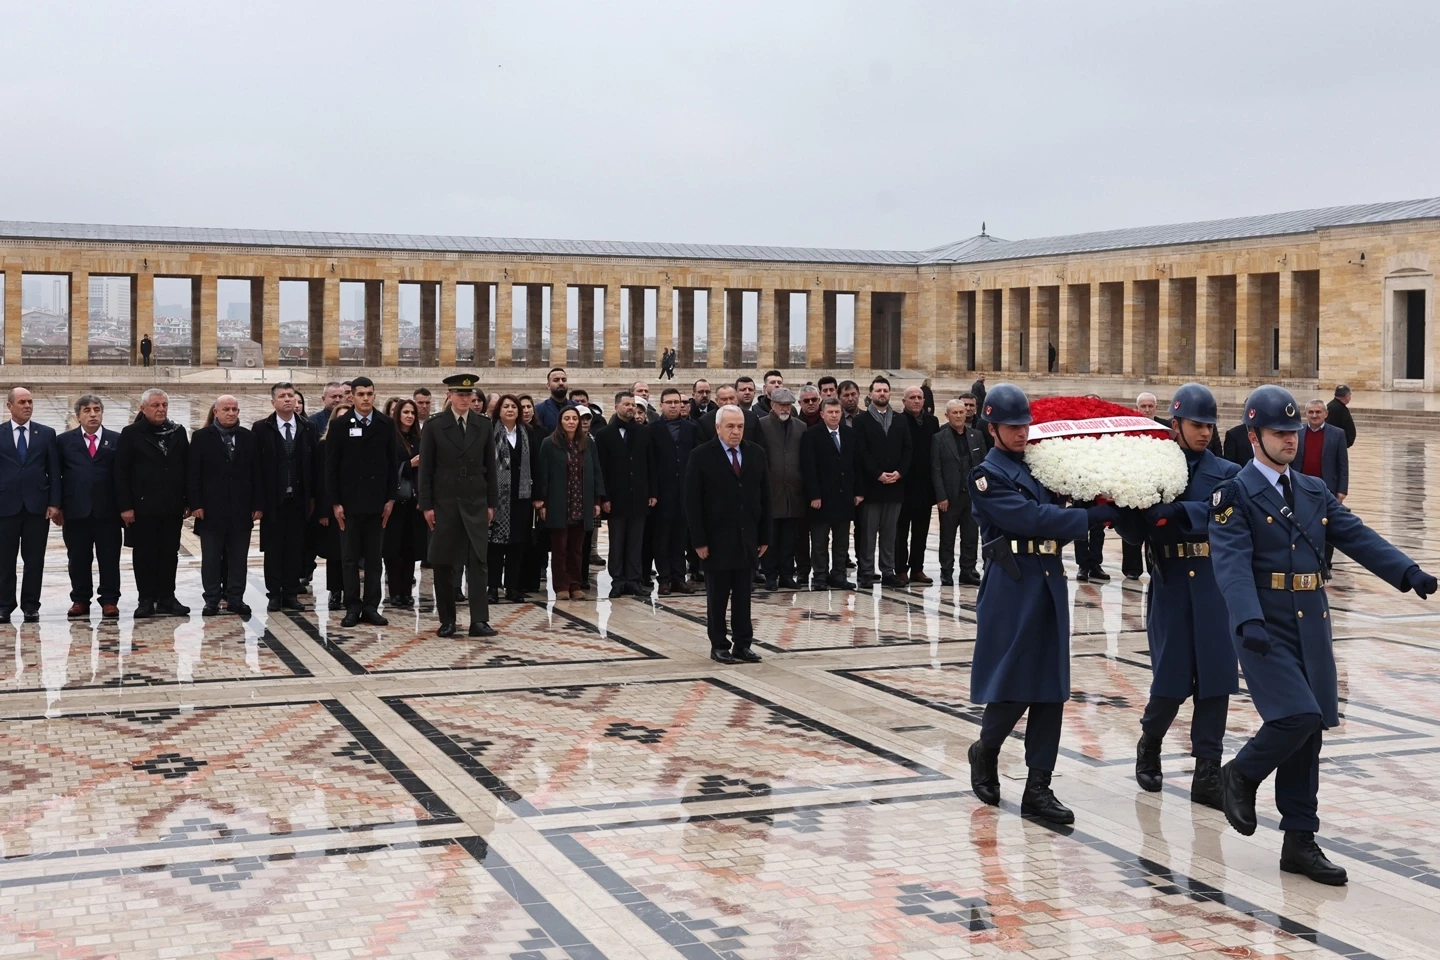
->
[1024,434,1188,508]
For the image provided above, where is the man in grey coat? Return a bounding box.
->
[1296,399,1350,572]
[419,375,499,638]
[931,398,986,586]
[756,387,806,590]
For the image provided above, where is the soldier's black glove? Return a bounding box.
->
[1086,504,1120,529]
[1112,508,1147,546]
[1404,566,1438,599]
[1239,621,1270,657]
[1143,502,1182,526]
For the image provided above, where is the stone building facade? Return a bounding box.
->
[1,196,1437,389]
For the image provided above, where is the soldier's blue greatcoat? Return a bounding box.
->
[969,446,1090,704]
[1145,448,1241,700]
[1209,462,1416,727]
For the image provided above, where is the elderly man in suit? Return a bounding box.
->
[801,397,861,590]
[697,384,759,443]
[419,374,498,638]
[0,387,61,623]
[687,405,771,664]
[756,387,806,590]
[116,388,190,619]
[931,398,986,586]
[189,395,263,618]
[1297,399,1350,572]
[56,394,123,619]
[326,376,399,628]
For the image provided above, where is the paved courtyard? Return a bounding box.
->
[2,426,1439,958]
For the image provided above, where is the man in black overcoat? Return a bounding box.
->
[326,376,399,627]
[189,395,263,618]
[254,381,315,611]
[894,385,939,584]
[116,388,190,618]
[801,398,861,590]
[596,391,656,597]
[686,405,771,664]
[696,384,759,443]
[0,386,60,623]
[651,387,697,595]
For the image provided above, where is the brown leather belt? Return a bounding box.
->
[1010,539,1059,555]
[1266,572,1324,591]
[1159,542,1210,558]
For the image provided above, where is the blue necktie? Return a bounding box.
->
[831,430,841,452]
[16,426,26,462]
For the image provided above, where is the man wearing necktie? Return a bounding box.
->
[254,382,316,612]
[1211,385,1437,885]
[800,396,862,590]
[56,394,123,619]
[326,376,399,628]
[685,404,770,664]
[0,387,61,624]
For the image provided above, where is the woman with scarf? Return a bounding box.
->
[487,394,540,603]
[383,398,425,608]
[536,405,605,601]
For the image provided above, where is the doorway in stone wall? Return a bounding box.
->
[1382,271,1433,390]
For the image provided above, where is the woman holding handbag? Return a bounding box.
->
[383,398,425,608]
[536,405,605,600]
[487,394,539,603]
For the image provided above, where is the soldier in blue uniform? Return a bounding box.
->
[966,383,1132,824]
[1134,382,1240,808]
[1211,384,1436,885]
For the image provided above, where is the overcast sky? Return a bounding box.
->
[2,0,1438,253]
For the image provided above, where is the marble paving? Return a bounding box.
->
[3,427,1440,958]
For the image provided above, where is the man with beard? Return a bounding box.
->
[735,376,759,413]
[535,368,570,433]
[116,388,190,618]
[853,376,912,588]
[596,391,656,597]
[189,395,263,618]
[894,385,939,584]
[838,379,862,427]
[688,379,716,421]
[754,370,783,417]
[756,387,806,590]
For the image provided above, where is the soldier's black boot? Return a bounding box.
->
[1190,758,1223,810]
[1280,831,1348,885]
[1135,733,1164,792]
[967,741,1001,806]
[1021,770,1074,824]
[1220,760,1259,836]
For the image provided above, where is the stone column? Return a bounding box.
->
[362,280,380,366]
[774,291,792,367]
[822,291,837,366]
[577,286,596,366]
[249,277,264,345]
[677,289,695,366]
[1026,286,1047,372]
[1194,275,1217,377]
[757,288,776,369]
[69,270,90,365]
[258,276,280,366]
[497,283,517,367]
[1122,280,1144,376]
[1156,279,1176,376]
[726,289,744,366]
[603,284,622,368]
[131,272,153,366]
[438,278,456,366]
[526,284,545,366]
[1003,287,1025,371]
[1056,284,1073,373]
[474,283,493,366]
[1277,270,1296,377]
[550,280,568,368]
[974,288,995,371]
[853,289,872,369]
[197,275,218,366]
[706,288,725,368]
[628,286,646,367]
[4,267,22,364]
[1089,284,1108,375]
[1235,273,1262,377]
[805,290,824,370]
[657,283,674,367]
[420,282,438,366]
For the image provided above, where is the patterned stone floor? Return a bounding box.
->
[3,426,1440,958]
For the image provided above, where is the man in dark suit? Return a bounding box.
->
[0,387,61,623]
[688,379,716,422]
[189,395,263,618]
[853,376,912,587]
[895,385,939,584]
[696,384,759,443]
[1223,422,1255,466]
[651,387,697,595]
[116,388,191,618]
[687,405,771,663]
[56,394,122,619]
[931,398,986,586]
[326,376,399,627]
[1297,399,1350,571]
[1326,384,1356,448]
[801,398,860,590]
[254,381,315,612]
[419,374,498,638]
[596,391,657,597]
[756,388,807,590]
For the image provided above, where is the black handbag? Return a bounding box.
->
[396,460,414,502]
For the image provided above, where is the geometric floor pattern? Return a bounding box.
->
[4,425,1440,958]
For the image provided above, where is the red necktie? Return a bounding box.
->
[729,446,741,477]
[87,432,97,458]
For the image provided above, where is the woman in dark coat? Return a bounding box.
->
[536,406,605,600]
[487,394,540,603]
[517,394,547,592]
[383,399,425,607]
[311,405,349,607]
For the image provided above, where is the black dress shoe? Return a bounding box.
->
[329,590,344,605]
[1075,571,1089,583]
[202,605,222,617]
[437,622,457,638]
[968,741,1001,805]
[505,591,525,603]
[1021,770,1074,824]
[709,649,738,664]
[282,595,304,611]
[487,588,500,604]
[733,649,762,663]
[830,577,857,590]
[22,610,40,624]
[360,608,388,626]
[0,611,10,624]
[1280,831,1348,885]
[468,621,496,637]
[1220,760,1259,836]
[340,609,361,628]
[158,599,191,616]
[608,584,630,599]
[778,577,798,589]
[959,570,983,585]
[1088,567,1111,582]
[881,574,904,587]
[267,597,284,612]
[228,603,253,619]
[1191,757,1223,809]
[764,579,778,591]
[133,600,155,619]
[1135,733,1164,792]
[940,575,954,586]
[454,592,467,603]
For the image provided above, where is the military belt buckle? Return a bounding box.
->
[1190,542,1210,558]
[1036,540,1057,555]
[1294,573,1318,591]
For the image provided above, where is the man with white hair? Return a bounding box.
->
[188,395,263,618]
[115,388,191,618]
[756,387,806,590]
